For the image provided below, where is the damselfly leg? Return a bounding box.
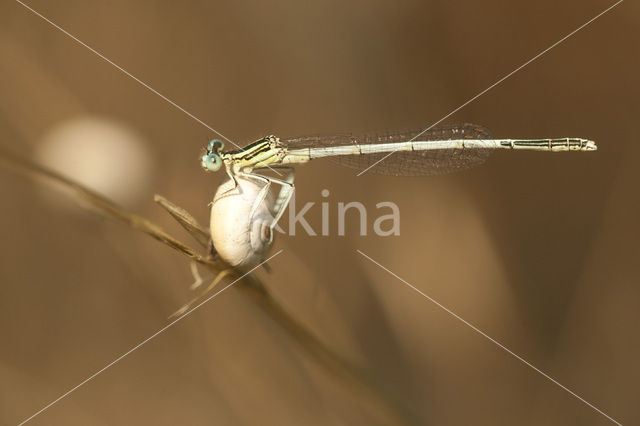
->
[235,168,294,240]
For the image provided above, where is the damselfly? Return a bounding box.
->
[202,122,596,257]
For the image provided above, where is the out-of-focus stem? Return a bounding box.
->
[0,145,421,425]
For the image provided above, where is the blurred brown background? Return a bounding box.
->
[1,0,638,425]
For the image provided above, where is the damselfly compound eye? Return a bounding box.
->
[207,139,224,153]
[201,152,222,171]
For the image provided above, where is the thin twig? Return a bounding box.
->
[154,194,211,248]
[239,280,422,424]
[0,145,215,266]
[0,145,421,425]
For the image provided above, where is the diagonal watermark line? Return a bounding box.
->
[357,0,624,177]
[17,250,283,426]
[15,0,240,148]
[356,249,622,426]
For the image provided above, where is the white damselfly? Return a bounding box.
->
[202,123,596,268]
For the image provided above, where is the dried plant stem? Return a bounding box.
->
[154,194,211,248]
[154,190,421,424]
[240,280,421,424]
[0,146,420,425]
[0,146,214,266]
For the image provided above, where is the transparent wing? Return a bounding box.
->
[280,123,493,176]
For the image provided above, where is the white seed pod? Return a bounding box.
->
[210,177,275,270]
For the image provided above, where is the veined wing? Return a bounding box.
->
[279,123,493,176]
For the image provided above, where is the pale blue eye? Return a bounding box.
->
[201,153,222,171]
[207,139,224,152]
